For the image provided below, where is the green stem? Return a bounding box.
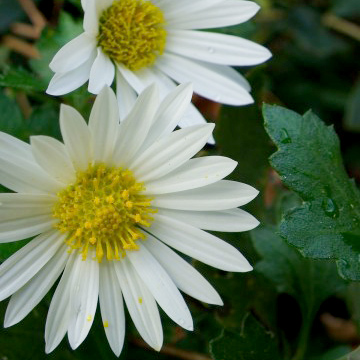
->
[292,317,312,360]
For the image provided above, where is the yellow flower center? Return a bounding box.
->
[97,0,167,71]
[53,163,155,262]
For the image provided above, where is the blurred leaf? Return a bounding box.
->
[263,104,360,281]
[0,89,23,133]
[344,78,360,132]
[331,0,360,17]
[209,313,281,360]
[0,67,46,92]
[30,11,83,83]
[335,346,360,360]
[346,282,360,334]
[309,346,353,360]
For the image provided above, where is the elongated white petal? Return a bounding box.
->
[127,245,193,331]
[68,250,99,350]
[4,244,68,327]
[130,124,214,182]
[163,0,222,20]
[169,0,260,29]
[46,50,96,96]
[140,83,193,150]
[88,48,115,94]
[116,66,211,141]
[83,0,98,34]
[144,236,222,305]
[0,133,63,194]
[0,215,53,244]
[49,33,96,73]
[148,214,252,272]
[0,193,55,222]
[156,53,253,105]
[45,253,76,353]
[99,262,125,357]
[166,30,271,66]
[89,86,119,163]
[116,68,137,120]
[153,180,258,211]
[113,259,163,350]
[31,136,76,184]
[0,230,65,301]
[112,84,159,167]
[144,156,237,195]
[158,208,260,232]
[60,104,92,171]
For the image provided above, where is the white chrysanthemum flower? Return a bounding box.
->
[0,84,259,356]
[47,0,271,127]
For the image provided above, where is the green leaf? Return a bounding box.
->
[253,226,346,360]
[209,313,281,360]
[0,67,46,92]
[335,346,360,360]
[263,104,360,281]
[0,90,23,134]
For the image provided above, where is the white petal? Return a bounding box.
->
[113,258,163,350]
[112,84,159,167]
[169,0,260,29]
[49,33,96,73]
[68,251,99,350]
[0,230,65,301]
[140,82,193,150]
[144,156,237,195]
[144,236,222,305]
[4,244,68,327]
[0,132,63,194]
[156,53,253,105]
[88,48,115,94]
[31,136,76,184]
[127,246,193,331]
[130,124,214,182]
[60,104,92,171]
[148,214,252,272]
[46,50,96,96]
[166,30,272,66]
[83,0,99,35]
[116,68,137,120]
[45,253,76,353]
[153,180,259,211]
[158,208,260,232]
[0,193,55,222]
[163,0,222,21]
[99,262,125,357]
[89,86,119,163]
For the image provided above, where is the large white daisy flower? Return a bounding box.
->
[0,84,259,356]
[47,0,271,125]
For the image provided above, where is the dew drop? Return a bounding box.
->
[207,47,215,54]
[322,198,339,218]
[338,259,349,269]
[279,128,291,144]
[178,319,185,326]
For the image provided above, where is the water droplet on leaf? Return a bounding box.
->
[279,128,292,144]
[322,198,339,218]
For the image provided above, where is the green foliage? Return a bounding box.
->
[0,67,46,92]
[210,313,281,360]
[0,90,23,133]
[263,104,360,281]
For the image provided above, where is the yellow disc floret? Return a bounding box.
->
[53,163,156,262]
[97,0,167,71]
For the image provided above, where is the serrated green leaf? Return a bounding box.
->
[209,313,281,360]
[0,67,46,92]
[253,226,346,360]
[263,104,360,281]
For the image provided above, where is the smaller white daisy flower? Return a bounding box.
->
[47,0,271,129]
[0,84,259,356]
